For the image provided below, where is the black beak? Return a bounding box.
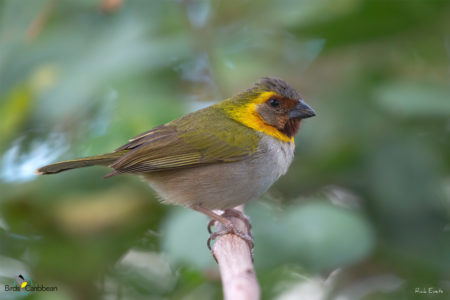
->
[289,100,316,119]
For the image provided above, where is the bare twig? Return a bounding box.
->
[26,0,55,42]
[212,206,260,300]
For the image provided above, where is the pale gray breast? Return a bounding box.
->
[144,134,295,210]
[256,134,295,181]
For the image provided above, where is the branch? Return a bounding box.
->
[26,0,55,42]
[212,206,260,300]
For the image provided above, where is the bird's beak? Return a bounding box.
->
[289,100,316,119]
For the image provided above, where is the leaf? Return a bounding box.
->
[250,201,375,271]
[374,81,450,117]
[282,202,375,271]
[0,84,32,146]
[161,208,214,269]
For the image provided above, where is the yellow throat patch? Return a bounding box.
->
[222,91,294,143]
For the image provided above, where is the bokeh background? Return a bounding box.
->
[1,0,450,299]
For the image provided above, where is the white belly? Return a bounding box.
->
[144,135,295,210]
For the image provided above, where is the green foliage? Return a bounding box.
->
[0,0,449,299]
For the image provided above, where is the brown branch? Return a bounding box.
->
[212,206,260,300]
[26,0,55,42]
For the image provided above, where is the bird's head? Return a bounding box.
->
[220,77,316,142]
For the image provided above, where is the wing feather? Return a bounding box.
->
[109,107,260,174]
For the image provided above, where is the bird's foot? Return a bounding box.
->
[207,209,254,261]
[191,205,254,262]
[207,209,252,234]
[207,223,254,251]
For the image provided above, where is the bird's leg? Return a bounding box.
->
[218,208,254,260]
[192,206,254,258]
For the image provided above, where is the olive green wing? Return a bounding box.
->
[108,107,261,175]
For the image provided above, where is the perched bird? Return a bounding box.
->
[36,77,315,249]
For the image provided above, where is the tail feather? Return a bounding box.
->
[36,152,124,175]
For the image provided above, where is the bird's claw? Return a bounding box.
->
[207,225,254,251]
[207,218,215,234]
[222,209,252,233]
[207,209,254,262]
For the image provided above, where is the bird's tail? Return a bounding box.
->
[36,152,124,175]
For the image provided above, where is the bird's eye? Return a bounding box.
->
[269,98,280,108]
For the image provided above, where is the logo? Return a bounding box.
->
[17,275,29,289]
[4,274,58,295]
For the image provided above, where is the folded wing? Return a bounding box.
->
[108,107,260,176]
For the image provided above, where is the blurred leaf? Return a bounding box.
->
[0,84,32,146]
[161,208,214,270]
[283,202,375,271]
[52,188,148,236]
[294,0,450,49]
[0,255,30,279]
[114,250,176,295]
[374,81,450,117]
[250,201,375,272]
[367,140,450,275]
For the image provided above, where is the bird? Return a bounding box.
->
[17,275,28,289]
[36,77,315,251]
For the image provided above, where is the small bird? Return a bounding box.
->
[17,275,28,289]
[37,77,315,250]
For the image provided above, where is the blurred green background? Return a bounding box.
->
[1,0,449,299]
